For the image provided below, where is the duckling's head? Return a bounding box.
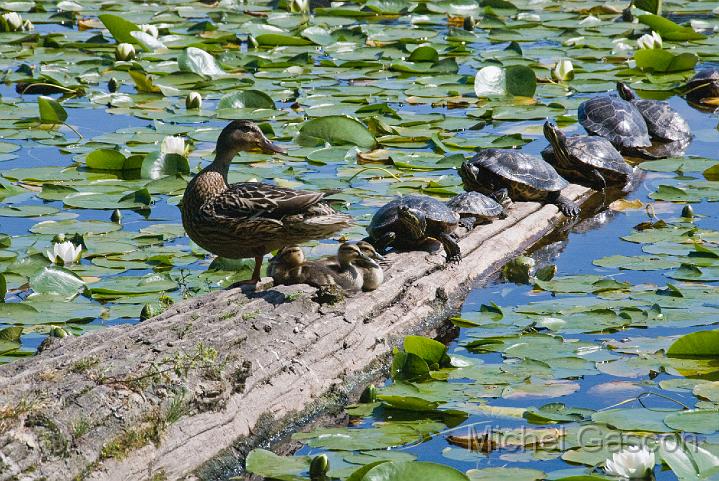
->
[216,120,286,162]
[338,243,379,269]
[273,245,305,267]
[355,240,385,262]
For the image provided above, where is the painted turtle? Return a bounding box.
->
[459,149,580,217]
[578,96,651,151]
[446,191,506,228]
[366,195,461,263]
[542,121,633,190]
[617,82,691,142]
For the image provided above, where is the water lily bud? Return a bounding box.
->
[637,31,662,50]
[52,233,66,243]
[290,0,309,13]
[49,326,68,338]
[359,384,377,403]
[309,454,329,479]
[186,91,202,110]
[115,42,136,61]
[21,19,32,31]
[463,15,475,31]
[681,204,694,218]
[111,208,122,223]
[2,12,23,31]
[552,59,574,81]
[139,24,159,38]
[503,256,535,284]
[108,77,119,93]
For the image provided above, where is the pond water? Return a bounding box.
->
[3,1,719,480]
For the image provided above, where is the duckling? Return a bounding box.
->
[269,245,350,290]
[181,120,353,285]
[320,241,385,291]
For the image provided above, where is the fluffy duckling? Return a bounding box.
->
[321,241,384,291]
[269,245,354,291]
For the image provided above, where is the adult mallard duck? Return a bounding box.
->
[181,120,353,283]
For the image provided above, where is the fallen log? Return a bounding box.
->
[0,185,591,481]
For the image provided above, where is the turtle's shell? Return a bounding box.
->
[446,192,503,218]
[542,135,632,175]
[461,149,568,196]
[685,69,719,104]
[578,97,651,149]
[632,99,691,142]
[367,195,459,240]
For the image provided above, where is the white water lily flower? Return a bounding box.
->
[516,12,540,22]
[139,24,159,38]
[130,30,166,51]
[579,15,601,26]
[553,59,574,81]
[161,136,186,156]
[474,66,506,97]
[115,42,136,61]
[612,38,634,53]
[563,36,585,47]
[46,241,82,265]
[3,12,22,29]
[637,31,662,49]
[604,446,655,479]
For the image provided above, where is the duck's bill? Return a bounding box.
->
[355,254,380,269]
[259,138,287,154]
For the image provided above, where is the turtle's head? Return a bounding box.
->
[543,120,567,146]
[215,120,286,165]
[616,82,635,101]
[272,245,304,267]
[397,205,427,240]
[459,160,482,191]
[337,242,379,269]
[355,240,385,261]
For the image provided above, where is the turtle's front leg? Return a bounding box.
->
[458,216,478,230]
[547,191,580,217]
[437,233,462,264]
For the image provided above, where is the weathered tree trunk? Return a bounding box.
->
[0,185,590,481]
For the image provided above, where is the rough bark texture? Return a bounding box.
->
[0,185,590,481]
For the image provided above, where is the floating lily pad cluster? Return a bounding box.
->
[0,0,713,371]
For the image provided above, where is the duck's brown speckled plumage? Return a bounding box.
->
[181,120,352,282]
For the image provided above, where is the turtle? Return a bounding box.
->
[684,69,719,106]
[541,121,634,190]
[578,96,651,151]
[365,195,461,263]
[446,191,506,229]
[616,82,691,142]
[459,149,580,217]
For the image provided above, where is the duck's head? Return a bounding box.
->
[355,240,385,262]
[272,245,305,267]
[216,120,286,161]
[338,243,379,269]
